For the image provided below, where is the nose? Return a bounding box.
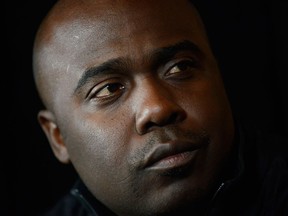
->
[135,78,187,135]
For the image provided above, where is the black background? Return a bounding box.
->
[4,0,288,215]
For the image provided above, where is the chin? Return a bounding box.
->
[141,183,213,216]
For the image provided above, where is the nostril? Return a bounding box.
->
[144,122,158,132]
[168,112,181,124]
[161,111,186,126]
[134,85,187,135]
[144,111,186,133]
[173,111,187,124]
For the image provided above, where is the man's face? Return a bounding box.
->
[40,0,235,215]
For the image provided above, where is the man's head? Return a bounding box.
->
[33,0,235,215]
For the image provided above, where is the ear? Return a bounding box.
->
[38,110,70,164]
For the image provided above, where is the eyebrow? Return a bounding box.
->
[74,58,129,94]
[74,40,201,93]
[149,40,202,71]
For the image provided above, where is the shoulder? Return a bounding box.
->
[257,150,288,214]
[240,124,288,170]
[241,125,288,213]
[40,193,91,216]
[257,133,288,214]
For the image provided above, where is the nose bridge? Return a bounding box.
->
[134,76,186,134]
[137,76,173,111]
[143,77,170,102]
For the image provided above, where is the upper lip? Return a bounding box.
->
[143,140,207,169]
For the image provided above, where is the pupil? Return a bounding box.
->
[107,84,118,92]
[178,63,187,70]
[178,61,193,70]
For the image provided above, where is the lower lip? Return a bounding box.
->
[147,150,198,171]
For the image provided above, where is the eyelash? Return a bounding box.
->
[165,59,200,79]
[87,58,200,103]
[90,82,125,100]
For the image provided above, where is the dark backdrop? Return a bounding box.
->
[4,0,288,215]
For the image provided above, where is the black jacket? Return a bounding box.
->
[41,125,288,216]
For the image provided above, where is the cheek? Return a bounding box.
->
[181,77,234,138]
[184,82,227,119]
[191,79,235,156]
[64,111,133,186]
[181,80,234,176]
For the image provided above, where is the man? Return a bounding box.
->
[32,0,288,215]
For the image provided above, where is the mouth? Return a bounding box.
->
[144,140,208,172]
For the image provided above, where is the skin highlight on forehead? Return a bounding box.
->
[33,0,209,111]
[32,0,215,119]
[31,1,236,215]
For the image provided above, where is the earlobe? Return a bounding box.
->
[37,110,70,164]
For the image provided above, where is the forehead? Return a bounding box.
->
[37,0,209,107]
[47,0,205,64]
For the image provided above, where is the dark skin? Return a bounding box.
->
[33,0,235,215]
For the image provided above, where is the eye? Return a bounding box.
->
[166,59,199,76]
[93,83,125,98]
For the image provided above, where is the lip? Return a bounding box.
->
[144,140,207,171]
